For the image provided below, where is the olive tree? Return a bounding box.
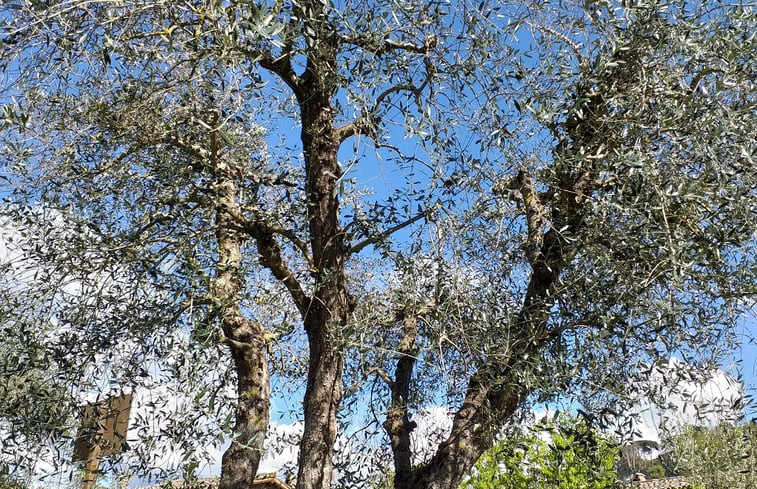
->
[1,1,755,489]
[2,36,296,489]
[365,3,756,488]
[1,1,464,487]
[0,207,223,479]
[662,423,757,488]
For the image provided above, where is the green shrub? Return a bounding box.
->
[461,414,619,489]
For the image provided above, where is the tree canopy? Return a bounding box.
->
[1,1,755,489]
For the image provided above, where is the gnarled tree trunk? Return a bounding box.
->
[213,143,270,489]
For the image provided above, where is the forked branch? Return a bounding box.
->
[221,207,311,315]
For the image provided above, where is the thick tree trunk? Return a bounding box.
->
[294,143,349,488]
[294,56,351,487]
[385,308,424,489]
[213,149,270,489]
[219,322,270,489]
[407,367,526,489]
[296,319,344,489]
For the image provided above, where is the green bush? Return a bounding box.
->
[0,478,27,489]
[645,463,666,480]
[461,414,619,489]
[662,423,757,489]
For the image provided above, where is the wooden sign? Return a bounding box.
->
[73,392,133,461]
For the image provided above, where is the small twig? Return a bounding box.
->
[526,21,585,68]
[338,33,432,56]
[367,367,395,387]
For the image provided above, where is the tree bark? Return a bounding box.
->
[384,305,434,489]
[411,375,527,489]
[296,315,345,489]
[212,138,270,489]
[294,52,352,489]
[218,319,270,489]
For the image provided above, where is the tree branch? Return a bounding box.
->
[258,52,303,95]
[336,58,436,145]
[347,204,437,255]
[526,21,586,67]
[689,67,722,93]
[255,234,311,317]
[507,169,546,265]
[334,115,377,144]
[334,83,418,144]
[338,33,433,56]
[235,44,303,96]
[223,205,313,267]
[367,367,394,387]
[163,133,212,167]
[220,207,311,316]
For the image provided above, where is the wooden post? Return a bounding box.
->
[81,443,101,489]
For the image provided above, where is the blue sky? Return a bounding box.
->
[728,314,757,418]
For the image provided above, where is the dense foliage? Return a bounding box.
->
[662,423,757,489]
[461,415,618,489]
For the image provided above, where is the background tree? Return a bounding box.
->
[661,423,757,489]
[644,463,667,480]
[0,210,180,477]
[1,2,755,489]
[0,472,27,489]
[617,441,662,480]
